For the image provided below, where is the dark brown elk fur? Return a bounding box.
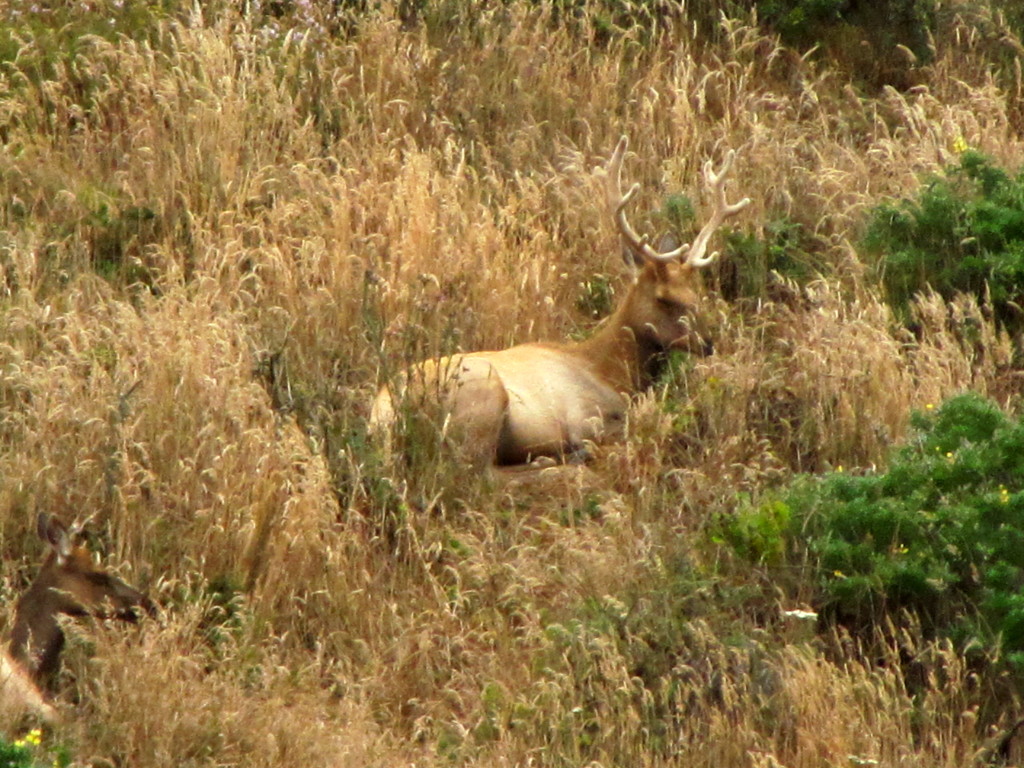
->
[2,514,153,726]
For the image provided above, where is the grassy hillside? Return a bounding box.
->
[1,1,1024,765]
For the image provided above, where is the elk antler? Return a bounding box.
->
[605,136,751,268]
[684,150,751,268]
[606,136,684,263]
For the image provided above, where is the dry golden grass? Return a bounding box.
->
[1,1,1023,765]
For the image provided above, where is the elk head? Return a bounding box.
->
[8,513,154,684]
[606,136,750,357]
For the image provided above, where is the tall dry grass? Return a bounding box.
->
[0,1,1022,765]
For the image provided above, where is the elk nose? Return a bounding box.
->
[137,594,158,618]
[116,594,157,621]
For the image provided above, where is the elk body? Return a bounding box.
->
[371,137,750,466]
[1,514,153,727]
[0,652,53,725]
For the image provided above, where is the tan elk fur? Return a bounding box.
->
[371,136,750,465]
[0,652,55,726]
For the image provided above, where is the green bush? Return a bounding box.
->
[0,730,68,768]
[741,0,936,88]
[759,0,932,53]
[719,215,818,301]
[766,393,1024,666]
[0,1,170,85]
[865,150,1024,329]
[654,192,816,302]
[715,495,792,566]
[0,737,34,768]
[754,0,846,43]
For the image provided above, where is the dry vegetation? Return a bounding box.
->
[1,0,1024,765]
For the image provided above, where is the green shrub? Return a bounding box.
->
[655,192,816,302]
[759,0,933,55]
[745,0,935,88]
[0,1,170,86]
[754,0,846,43]
[719,215,818,300]
[714,495,792,566]
[0,736,35,768]
[771,392,1024,667]
[0,730,69,768]
[865,150,1024,329]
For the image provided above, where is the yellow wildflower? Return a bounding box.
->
[953,135,969,154]
[14,728,42,748]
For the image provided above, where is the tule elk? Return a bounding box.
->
[1,513,153,728]
[371,136,750,466]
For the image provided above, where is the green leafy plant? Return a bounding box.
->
[576,273,616,320]
[86,203,161,286]
[750,0,935,88]
[719,215,817,300]
[715,495,792,566]
[646,192,809,305]
[755,0,847,42]
[771,393,1024,666]
[0,1,170,91]
[865,150,1024,328]
[0,735,35,768]
[0,730,69,768]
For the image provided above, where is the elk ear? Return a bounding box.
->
[620,242,644,271]
[622,233,685,272]
[37,513,72,564]
[657,232,682,254]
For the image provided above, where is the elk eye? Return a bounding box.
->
[87,572,115,587]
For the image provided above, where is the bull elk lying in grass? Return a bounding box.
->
[371,137,750,466]
[1,513,153,727]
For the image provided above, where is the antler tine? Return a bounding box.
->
[684,149,751,269]
[72,511,98,535]
[606,136,687,264]
[606,138,748,267]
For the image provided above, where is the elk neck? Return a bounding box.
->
[569,294,664,394]
[9,563,72,681]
